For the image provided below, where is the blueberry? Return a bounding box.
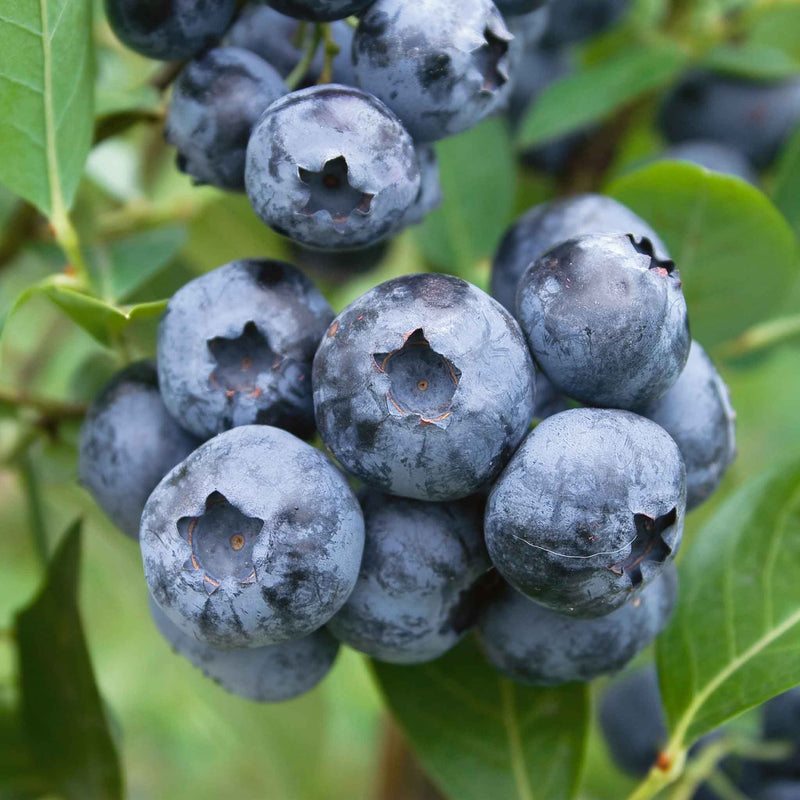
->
[485,408,686,617]
[158,259,333,441]
[78,361,199,540]
[637,342,736,511]
[104,0,236,61]
[541,0,630,48]
[227,6,356,86]
[246,85,420,249]
[352,0,513,142]
[495,0,547,16]
[313,274,536,501]
[661,141,758,184]
[149,596,339,701]
[477,569,677,685]
[400,144,443,229]
[517,233,691,410]
[290,239,390,276]
[534,372,568,420]
[659,72,800,169]
[491,193,669,314]
[600,667,667,777]
[327,492,492,663]
[759,782,800,800]
[265,0,376,22]
[165,47,286,191]
[141,425,365,648]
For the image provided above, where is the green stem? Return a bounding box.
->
[625,748,686,800]
[286,24,323,90]
[50,209,89,288]
[19,453,48,570]
[719,315,800,359]
[704,770,749,800]
[318,23,340,85]
[0,387,87,420]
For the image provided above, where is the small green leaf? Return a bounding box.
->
[0,0,94,217]
[416,118,516,283]
[15,520,123,800]
[103,226,186,302]
[518,42,687,148]
[373,638,589,800]
[773,127,800,241]
[0,704,53,799]
[609,162,799,347]
[657,461,800,750]
[704,42,800,80]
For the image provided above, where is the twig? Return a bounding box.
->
[0,386,88,421]
[286,24,323,90]
[318,24,340,85]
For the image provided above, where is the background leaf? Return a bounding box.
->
[416,119,516,284]
[15,520,122,800]
[657,461,800,749]
[609,161,799,347]
[703,42,800,80]
[518,42,687,148]
[373,638,589,800]
[772,127,800,242]
[0,0,94,217]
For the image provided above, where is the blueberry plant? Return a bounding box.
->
[1,1,800,799]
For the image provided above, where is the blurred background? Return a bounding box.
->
[2,0,800,798]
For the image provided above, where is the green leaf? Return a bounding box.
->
[15,520,122,800]
[101,226,186,302]
[657,461,800,750]
[608,162,799,347]
[0,704,53,800]
[416,118,516,284]
[518,42,687,148]
[749,5,800,64]
[773,127,800,241]
[704,42,800,80]
[373,638,589,800]
[0,0,94,217]
[0,274,167,352]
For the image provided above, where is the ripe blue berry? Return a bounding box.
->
[79,361,199,539]
[158,259,333,441]
[485,409,686,617]
[141,425,365,648]
[313,274,536,501]
[246,85,420,249]
[265,0,376,22]
[353,0,513,142]
[166,47,286,191]
[516,233,690,410]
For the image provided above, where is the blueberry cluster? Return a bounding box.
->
[106,0,560,256]
[601,669,800,799]
[78,182,736,700]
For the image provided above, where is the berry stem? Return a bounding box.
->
[318,24,340,85]
[285,24,323,91]
[0,387,88,421]
[719,314,800,360]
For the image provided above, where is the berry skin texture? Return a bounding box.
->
[158,259,333,441]
[495,0,547,16]
[141,425,365,648]
[400,144,443,229]
[327,492,491,664]
[485,408,686,618]
[313,274,536,501]
[165,48,286,192]
[104,0,236,61]
[662,140,758,185]
[517,233,691,410]
[637,341,736,511]
[265,0,375,22]
[352,0,513,142]
[246,85,420,250]
[660,72,800,169]
[600,667,667,777]
[491,193,669,314]
[149,597,339,702]
[78,361,199,540]
[226,7,356,86]
[477,569,677,686]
